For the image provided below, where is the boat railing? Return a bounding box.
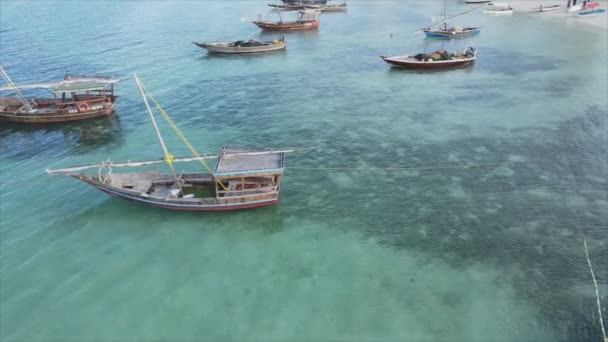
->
[56,97,110,107]
[216,185,278,197]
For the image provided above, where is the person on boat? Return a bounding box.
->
[464,47,475,57]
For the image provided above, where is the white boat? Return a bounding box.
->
[484,3,514,14]
[465,0,491,3]
[193,37,286,54]
[532,4,562,12]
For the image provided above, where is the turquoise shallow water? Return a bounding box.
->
[1,1,607,341]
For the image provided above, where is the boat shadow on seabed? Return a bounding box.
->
[0,113,124,159]
[385,63,476,75]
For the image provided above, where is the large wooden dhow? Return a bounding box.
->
[253,10,320,31]
[48,75,291,211]
[0,66,117,123]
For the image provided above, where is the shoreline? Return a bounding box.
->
[507,0,608,31]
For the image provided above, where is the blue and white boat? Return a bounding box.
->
[577,8,606,16]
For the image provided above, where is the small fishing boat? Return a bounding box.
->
[424,26,481,38]
[193,37,286,54]
[483,3,514,14]
[423,0,482,38]
[47,75,292,211]
[268,0,327,9]
[268,2,306,10]
[577,8,606,16]
[0,66,117,124]
[253,10,320,31]
[532,4,562,12]
[465,0,491,3]
[380,47,477,69]
[312,2,347,11]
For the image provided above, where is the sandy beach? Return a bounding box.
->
[508,0,608,30]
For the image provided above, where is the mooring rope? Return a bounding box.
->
[285,161,525,172]
[583,235,608,342]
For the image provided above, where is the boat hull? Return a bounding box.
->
[253,20,319,31]
[95,184,278,211]
[267,4,305,11]
[532,5,562,12]
[465,0,490,3]
[0,104,114,123]
[484,9,513,14]
[577,8,606,16]
[380,56,476,69]
[77,174,281,211]
[423,27,481,38]
[193,42,286,54]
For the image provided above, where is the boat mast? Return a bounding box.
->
[0,65,34,112]
[443,0,447,31]
[133,74,177,178]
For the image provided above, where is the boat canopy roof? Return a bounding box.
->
[0,77,118,93]
[215,147,285,176]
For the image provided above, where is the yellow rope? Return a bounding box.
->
[140,82,228,191]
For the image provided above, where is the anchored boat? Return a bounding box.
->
[568,1,600,13]
[424,26,481,38]
[421,0,483,38]
[48,75,291,211]
[193,37,286,54]
[577,8,605,16]
[253,10,320,31]
[380,47,477,69]
[0,66,117,123]
[483,3,514,14]
[268,2,306,11]
[306,1,347,11]
[532,4,562,12]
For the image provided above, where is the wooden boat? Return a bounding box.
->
[282,0,326,4]
[577,8,605,16]
[0,66,117,124]
[193,37,286,54]
[380,47,477,69]
[532,4,562,12]
[268,0,326,9]
[268,3,306,11]
[47,75,292,211]
[422,0,482,38]
[308,1,347,11]
[424,26,481,38]
[253,10,320,31]
[483,3,513,14]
